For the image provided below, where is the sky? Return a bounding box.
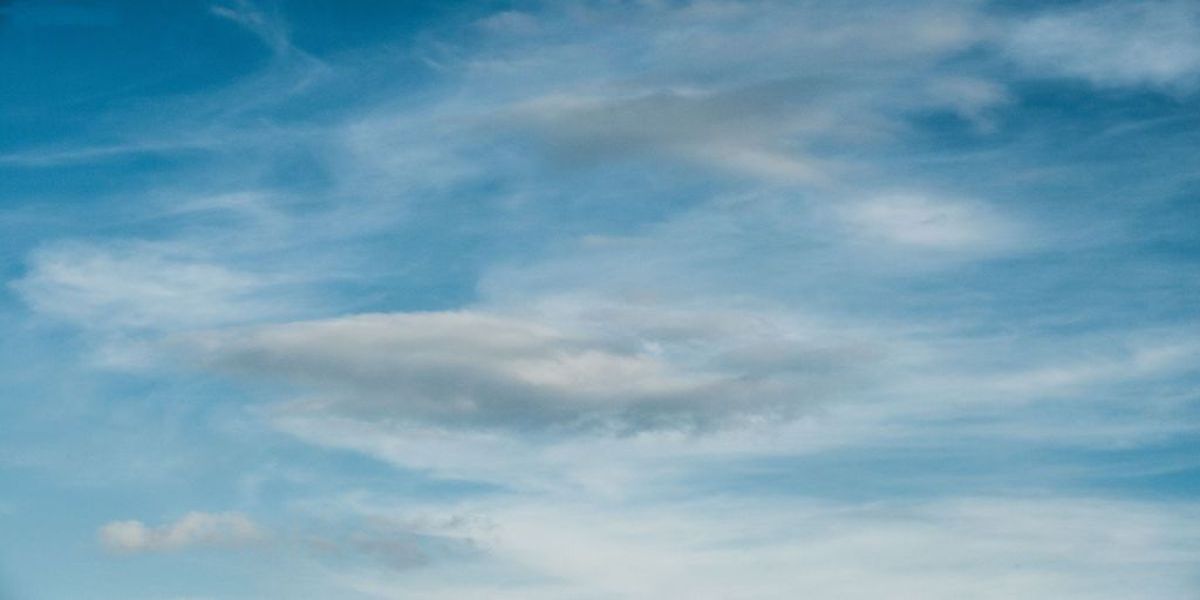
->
[1,0,1199,598]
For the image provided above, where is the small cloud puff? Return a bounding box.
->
[99,511,265,554]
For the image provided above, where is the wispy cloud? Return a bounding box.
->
[1003,0,1200,91]
[209,0,295,58]
[320,494,1200,599]
[14,241,282,332]
[2,1,1198,597]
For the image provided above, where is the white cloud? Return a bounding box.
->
[932,335,1200,403]
[1004,1,1200,91]
[13,241,293,333]
[840,193,1021,253]
[319,495,1200,600]
[99,511,265,554]
[210,0,297,58]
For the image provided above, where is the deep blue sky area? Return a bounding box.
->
[1,1,1199,598]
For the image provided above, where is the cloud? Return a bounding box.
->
[936,335,1200,403]
[254,329,1200,498]
[298,511,492,573]
[185,307,875,433]
[210,0,294,57]
[321,494,1200,600]
[923,77,1012,130]
[1,0,328,169]
[0,7,1192,600]
[99,512,265,554]
[1003,1,1200,91]
[506,85,837,184]
[455,0,994,183]
[839,192,1021,253]
[12,241,289,333]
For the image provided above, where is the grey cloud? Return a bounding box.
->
[184,308,877,433]
[301,508,492,573]
[505,81,843,183]
[304,529,431,572]
[461,0,998,182]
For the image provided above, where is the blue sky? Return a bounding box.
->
[1,0,1199,598]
